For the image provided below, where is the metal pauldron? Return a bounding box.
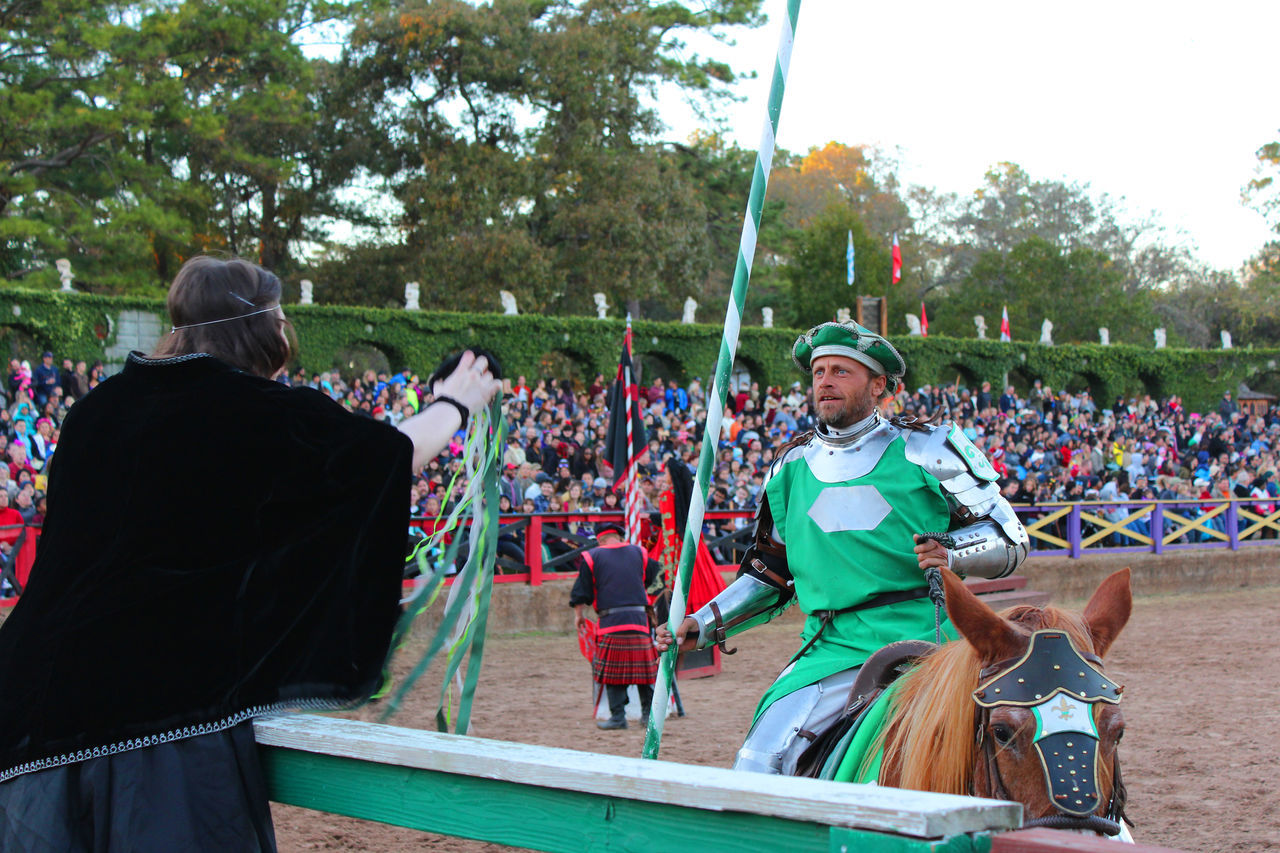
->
[949,516,1028,579]
[688,575,789,651]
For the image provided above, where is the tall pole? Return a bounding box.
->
[623,316,641,545]
[643,0,802,760]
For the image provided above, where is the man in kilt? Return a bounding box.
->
[571,522,661,730]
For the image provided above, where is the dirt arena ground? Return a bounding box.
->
[271,583,1280,852]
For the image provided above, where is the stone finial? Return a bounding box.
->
[1039,319,1053,346]
[973,315,987,339]
[300,279,313,305]
[1221,329,1233,350]
[1098,327,1109,346]
[593,293,608,319]
[404,282,421,311]
[836,307,851,324]
[1153,328,1166,349]
[905,314,922,336]
[762,307,774,329]
[499,290,517,315]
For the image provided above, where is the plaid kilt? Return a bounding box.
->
[592,631,658,685]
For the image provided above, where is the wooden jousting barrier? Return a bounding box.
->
[255,715,1021,852]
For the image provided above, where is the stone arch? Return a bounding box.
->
[939,362,979,391]
[633,349,683,388]
[333,341,395,384]
[0,323,47,364]
[1135,371,1164,401]
[1063,371,1107,405]
[532,347,594,388]
[730,352,770,394]
[1005,367,1037,397]
[1246,369,1280,398]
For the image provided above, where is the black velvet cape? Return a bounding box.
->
[0,353,412,781]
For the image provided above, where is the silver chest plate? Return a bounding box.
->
[806,485,893,533]
[800,423,900,483]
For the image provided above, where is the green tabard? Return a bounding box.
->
[755,433,955,719]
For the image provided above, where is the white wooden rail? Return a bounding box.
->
[255,714,1021,851]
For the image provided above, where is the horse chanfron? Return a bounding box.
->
[871,567,1133,837]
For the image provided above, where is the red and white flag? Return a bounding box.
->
[1000,305,1012,342]
[891,233,902,285]
[920,302,928,337]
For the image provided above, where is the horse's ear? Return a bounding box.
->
[942,569,1024,662]
[1081,567,1132,659]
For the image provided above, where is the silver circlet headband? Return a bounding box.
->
[170,304,278,333]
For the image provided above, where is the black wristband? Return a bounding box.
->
[433,395,471,426]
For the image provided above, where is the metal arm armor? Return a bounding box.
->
[687,573,793,651]
[903,427,1029,579]
[947,511,1027,579]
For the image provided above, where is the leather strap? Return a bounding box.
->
[708,602,737,655]
[748,556,791,589]
[791,586,931,666]
[752,495,788,559]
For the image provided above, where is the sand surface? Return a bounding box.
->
[270,584,1280,852]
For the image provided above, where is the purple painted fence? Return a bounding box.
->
[1015,497,1280,558]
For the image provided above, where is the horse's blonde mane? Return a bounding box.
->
[874,604,1100,795]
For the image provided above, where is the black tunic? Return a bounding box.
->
[0,353,412,830]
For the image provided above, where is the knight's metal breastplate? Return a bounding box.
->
[796,418,901,484]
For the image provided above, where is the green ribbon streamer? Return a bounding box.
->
[379,396,505,732]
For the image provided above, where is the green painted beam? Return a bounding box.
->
[828,827,994,853]
[263,747,986,853]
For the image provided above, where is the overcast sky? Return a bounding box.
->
[667,0,1278,271]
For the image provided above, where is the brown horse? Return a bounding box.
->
[831,567,1132,836]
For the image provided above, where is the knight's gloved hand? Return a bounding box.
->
[431,351,502,417]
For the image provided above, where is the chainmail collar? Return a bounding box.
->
[814,411,881,447]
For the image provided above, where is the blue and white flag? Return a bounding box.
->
[846,229,855,286]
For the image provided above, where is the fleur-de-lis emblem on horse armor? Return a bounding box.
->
[1052,696,1075,720]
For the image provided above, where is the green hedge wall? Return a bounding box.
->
[2,288,1277,414]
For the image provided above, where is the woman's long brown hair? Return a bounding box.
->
[150,256,295,379]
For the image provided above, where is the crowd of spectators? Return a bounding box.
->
[0,352,102,594]
[280,366,1280,556]
[5,353,1279,595]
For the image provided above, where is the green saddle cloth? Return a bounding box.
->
[820,680,904,783]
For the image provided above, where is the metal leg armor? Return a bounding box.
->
[732,667,859,775]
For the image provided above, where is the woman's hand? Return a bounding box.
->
[433,351,502,417]
[398,351,501,470]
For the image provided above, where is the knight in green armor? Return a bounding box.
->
[663,321,1029,775]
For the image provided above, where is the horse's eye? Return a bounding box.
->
[991,724,1015,746]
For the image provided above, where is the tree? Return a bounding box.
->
[0,0,177,290]
[934,236,1140,345]
[782,206,893,329]
[341,0,766,316]
[1,0,360,293]
[767,143,911,239]
[1247,132,1280,234]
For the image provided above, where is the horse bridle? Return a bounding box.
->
[971,630,1130,837]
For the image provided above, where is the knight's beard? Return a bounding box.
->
[816,386,879,429]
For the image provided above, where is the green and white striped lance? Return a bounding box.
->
[643,0,802,760]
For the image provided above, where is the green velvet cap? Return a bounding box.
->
[792,321,906,393]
